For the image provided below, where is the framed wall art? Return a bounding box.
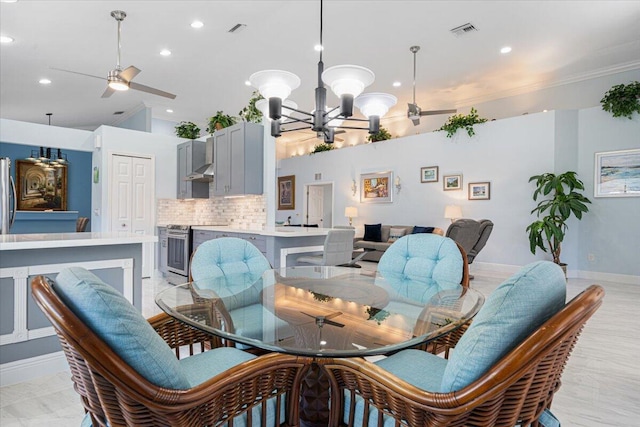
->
[594,148,640,197]
[443,174,462,191]
[278,175,295,210]
[468,181,490,200]
[420,166,439,183]
[361,171,393,203]
[16,160,68,210]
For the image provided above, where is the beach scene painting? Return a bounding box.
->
[594,149,640,197]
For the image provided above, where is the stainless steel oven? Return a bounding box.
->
[166,225,191,283]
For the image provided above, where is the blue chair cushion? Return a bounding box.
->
[375,349,447,391]
[377,234,463,284]
[190,237,270,281]
[179,347,256,386]
[440,261,566,392]
[54,267,191,390]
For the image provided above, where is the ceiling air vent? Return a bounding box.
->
[113,111,125,115]
[450,23,478,36]
[228,23,247,33]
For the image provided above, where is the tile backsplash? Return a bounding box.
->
[157,195,266,229]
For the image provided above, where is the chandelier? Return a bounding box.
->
[249,0,397,144]
[25,113,68,169]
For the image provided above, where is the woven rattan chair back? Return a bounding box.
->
[31,275,308,427]
[321,284,604,427]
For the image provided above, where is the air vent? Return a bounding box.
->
[113,111,125,115]
[450,23,478,36]
[228,23,247,33]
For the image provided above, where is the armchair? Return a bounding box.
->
[31,267,307,427]
[321,261,604,426]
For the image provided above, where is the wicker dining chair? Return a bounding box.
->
[31,268,308,427]
[320,262,604,427]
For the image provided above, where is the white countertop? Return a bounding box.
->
[191,225,331,237]
[0,232,158,251]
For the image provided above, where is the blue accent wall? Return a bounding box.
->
[0,142,92,229]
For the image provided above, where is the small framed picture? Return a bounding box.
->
[420,166,439,183]
[278,175,295,210]
[594,148,640,197]
[443,174,462,191]
[468,181,490,200]
[360,171,393,203]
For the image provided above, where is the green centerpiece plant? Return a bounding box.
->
[438,107,488,137]
[526,171,591,268]
[206,111,237,134]
[174,121,201,139]
[600,81,640,119]
[367,127,392,142]
[311,143,335,154]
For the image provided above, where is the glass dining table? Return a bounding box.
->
[156,266,484,426]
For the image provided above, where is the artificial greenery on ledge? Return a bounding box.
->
[206,111,237,134]
[239,90,264,123]
[438,107,488,137]
[311,143,335,154]
[600,81,640,119]
[367,126,392,142]
[174,121,201,139]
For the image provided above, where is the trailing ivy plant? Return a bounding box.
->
[311,143,335,154]
[174,121,201,139]
[239,90,264,123]
[206,111,237,134]
[367,127,392,142]
[600,81,640,119]
[438,107,488,137]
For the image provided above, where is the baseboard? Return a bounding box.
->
[472,262,639,284]
[0,351,69,387]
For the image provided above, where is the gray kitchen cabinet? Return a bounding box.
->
[241,233,267,255]
[157,226,168,275]
[177,140,209,199]
[213,122,264,196]
[192,229,216,252]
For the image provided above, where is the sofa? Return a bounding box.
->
[353,224,444,262]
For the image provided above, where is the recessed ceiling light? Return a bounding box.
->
[39,78,52,85]
[191,20,204,29]
[1,0,19,3]
[0,35,15,44]
[244,80,251,86]
[500,46,512,54]
[392,81,401,87]
[160,49,171,56]
[166,109,174,113]
[543,109,548,113]
[314,44,323,52]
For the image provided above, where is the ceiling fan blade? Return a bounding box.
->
[420,109,457,116]
[119,65,141,82]
[50,67,105,81]
[324,319,345,328]
[101,86,115,98]
[129,82,176,99]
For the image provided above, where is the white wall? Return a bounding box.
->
[277,108,640,278]
[278,112,556,267]
[0,118,93,151]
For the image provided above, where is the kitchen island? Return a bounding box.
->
[0,232,157,386]
[191,226,331,268]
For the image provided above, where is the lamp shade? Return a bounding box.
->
[255,99,298,121]
[322,65,375,98]
[249,70,301,100]
[444,205,462,220]
[344,206,358,218]
[354,93,397,118]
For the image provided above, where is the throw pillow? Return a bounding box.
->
[363,223,382,242]
[413,226,435,234]
[387,227,406,243]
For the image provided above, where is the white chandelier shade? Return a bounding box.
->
[248,70,300,101]
[354,92,398,118]
[321,65,375,99]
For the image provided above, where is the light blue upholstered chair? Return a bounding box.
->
[190,237,271,281]
[377,233,469,287]
[322,261,604,427]
[31,267,306,427]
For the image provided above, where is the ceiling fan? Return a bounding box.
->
[51,10,176,99]
[407,45,456,125]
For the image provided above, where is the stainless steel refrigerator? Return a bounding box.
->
[0,157,17,234]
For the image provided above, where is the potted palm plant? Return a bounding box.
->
[526,171,591,273]
[206,111,237,134]
[174,121,201,139]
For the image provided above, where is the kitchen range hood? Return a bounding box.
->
[184,138,214,182]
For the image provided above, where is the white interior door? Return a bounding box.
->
[307,186,324,226]
[110,154,155,278]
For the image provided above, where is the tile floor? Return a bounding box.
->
[1,264,638,426]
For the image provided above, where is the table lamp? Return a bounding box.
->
[345,206,358,226]
[444,205,462,223]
